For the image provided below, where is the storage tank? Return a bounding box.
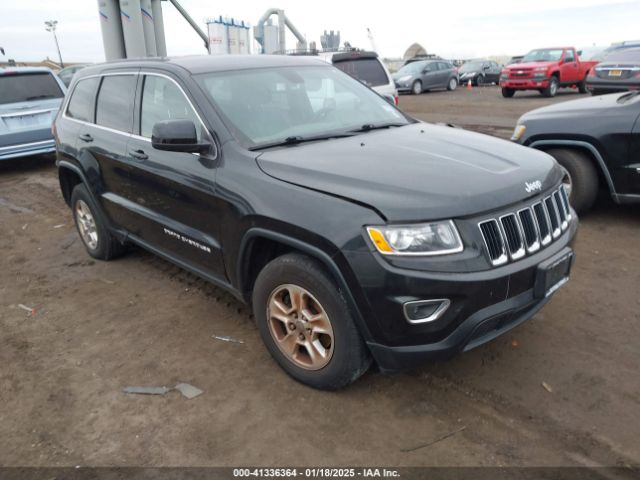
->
[207,17,228,55]
[228,20,240,55]
[97,0,126,60]
[238,23,250,55]
[150,0,166,56]
[119,0,147,57]
[140,0,157,56]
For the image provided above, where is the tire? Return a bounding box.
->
[411,80,422,95]
[70,183,125,260]
[543,76,559,97]
[546,148,599,215]
[447,77,458,91]
[252,253,371,390]
[475,75,484,87]
[578,76,588,94]
[501,87,515,98]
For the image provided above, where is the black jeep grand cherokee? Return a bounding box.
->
[54,55,577,389]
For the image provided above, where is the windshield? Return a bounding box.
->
[522,49,565,63]
[196,65,409,148]
[0,72,64,105]
[459,61,484,73]
[397,61,428,75]
[333,58,389,87]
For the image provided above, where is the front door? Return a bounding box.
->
[126,73,226,279]
[560,49,579,83]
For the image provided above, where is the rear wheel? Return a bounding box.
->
[501,87,515,98]
[543,76,559,97]
[71,183,125,260]
[252,253,371,390]
[578,76,588,94]
[412,80,422,95]
[546,148,599,214]
[447,77,458,91]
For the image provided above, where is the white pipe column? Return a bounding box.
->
[98,0,126,60]
[119,0,147,57]
[150,0,167,56]
[140,0,157,56]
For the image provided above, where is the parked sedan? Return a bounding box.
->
[458,60,502,86]
[0,67,66,161]
[393,60,459,94]
[586,47,640,95]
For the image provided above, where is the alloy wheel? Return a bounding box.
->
[266,284,335,370]
[75,200,98,250]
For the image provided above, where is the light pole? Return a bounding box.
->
[44,20,64,68]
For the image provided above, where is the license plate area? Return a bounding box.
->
[534,248,573,298]
[609,69,622,77]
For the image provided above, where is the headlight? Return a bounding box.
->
[511,124,526,141]
[397,75,412,83]
[366,221,463,256]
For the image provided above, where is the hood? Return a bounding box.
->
[522,91,637,121]
[506,61,556,70]
[255,123,562,221]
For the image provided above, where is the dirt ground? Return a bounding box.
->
[1,86,639,469]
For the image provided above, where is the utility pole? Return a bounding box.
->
[44,20,64,68]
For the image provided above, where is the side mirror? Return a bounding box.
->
[483,65,490,70]
[151,119,210,154]
[382,94,395,106]
[577,50,582,57]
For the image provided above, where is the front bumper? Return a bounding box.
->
[0,139,56,161]
[500,78,549,90]
[344,216,577,372]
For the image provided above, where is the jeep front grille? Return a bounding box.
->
[478,185,572,266]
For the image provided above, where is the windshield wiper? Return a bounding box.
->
[617,90,640,103]
[249,133,355,151]
[25,94,56,101]
[349,122,406,133]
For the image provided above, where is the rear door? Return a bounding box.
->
[76,72,139,226]
[125,72,225,278]
[437,62,453,87]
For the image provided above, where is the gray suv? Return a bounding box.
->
[393,60,459,94]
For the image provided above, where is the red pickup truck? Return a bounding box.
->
[500,47,599,98]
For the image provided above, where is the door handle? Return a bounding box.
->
[79,133,93,143]
[129,149,148,161]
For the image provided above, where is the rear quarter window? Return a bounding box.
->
[66,77,100,123]
[95,75,138,132]
[0,72,64,105]
[333,58,389,87]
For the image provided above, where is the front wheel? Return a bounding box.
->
[475,75,484,86]
[543,76,559,97]
[411,80,422,95]
[252,253,371,390]
[546,148,599,214]
[447,77,458,91]
[501,87,515,98]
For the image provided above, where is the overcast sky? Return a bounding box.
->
[1,0,639,62]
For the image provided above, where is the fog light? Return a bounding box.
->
[403,299,450,324]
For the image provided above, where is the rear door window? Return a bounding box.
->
[66,77,99,123]
[0,72,64,105]
[95,75,137,132]
[332,58,389,87]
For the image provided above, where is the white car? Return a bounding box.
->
[315,50,398,106]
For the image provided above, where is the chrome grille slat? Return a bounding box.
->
[478,187,571,266]
[517,207,540,253]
